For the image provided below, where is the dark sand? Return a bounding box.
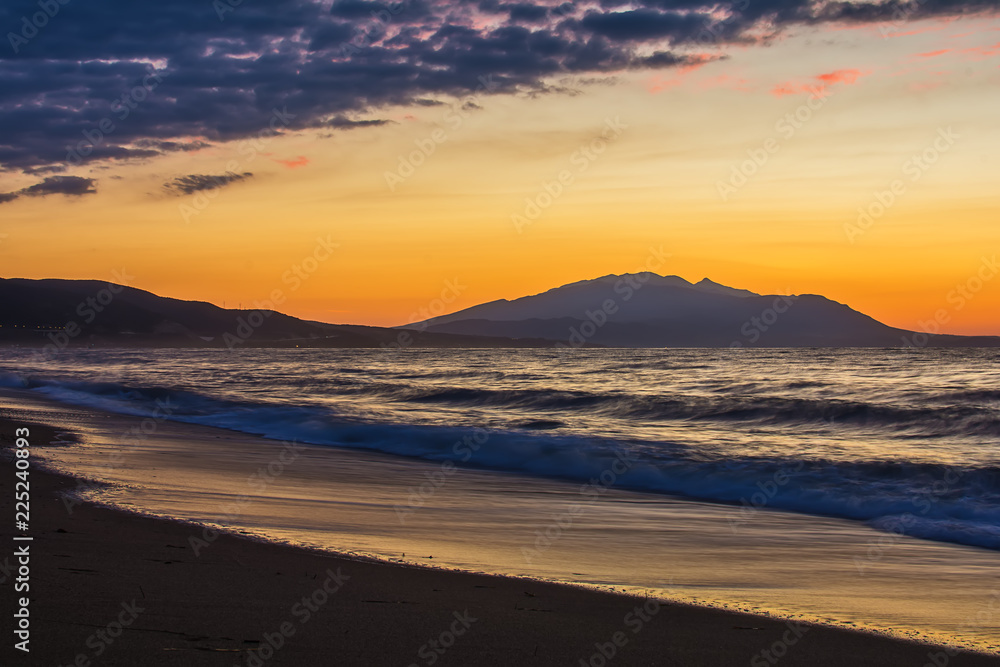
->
[1,416,997,667]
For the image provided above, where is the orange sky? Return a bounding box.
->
[1,16,998,335]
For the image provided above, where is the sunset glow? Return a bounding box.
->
[1,6,998,334]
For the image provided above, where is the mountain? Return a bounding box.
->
[406,273,1000,348]
[0,278,561,349]
[4,275,995,349]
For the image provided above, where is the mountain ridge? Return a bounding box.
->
[405,272,1000,348]
[0,278,565,349]
[2,275,997,349]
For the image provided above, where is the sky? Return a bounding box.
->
[1,0,998,335]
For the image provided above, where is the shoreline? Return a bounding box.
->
[1,405,999,665]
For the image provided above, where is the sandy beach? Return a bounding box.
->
[1,395,999,666]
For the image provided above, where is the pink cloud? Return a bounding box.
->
[883,23,950,39]
[815,68,868,84]
[880,17,960,39]
[961,42,1000,60]
[273,156,310,169]
[646,55,716,94]
[646,74,684,93]
[770,82,807,98]
[911,42,1000,62]
[770,68,870,98]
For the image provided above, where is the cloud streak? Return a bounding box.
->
[273,156,311,169]
[162,172,253,196]
[0,175,97,204]
[771,68,872,96]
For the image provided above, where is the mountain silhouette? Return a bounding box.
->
[0,278,558,349]
[405,273,1000,348]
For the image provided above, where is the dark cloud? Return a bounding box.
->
[325,116,395,129]
[163,172,253,196]
[23,165,67,175]
[20,176,97,197]
[328,0,432,19]
[505,3,551,22]
[640,51,692,67]
[581,9,706,41]
[328,0,386,19]
[0,0,994,173]
[133,139,212,153]
[0,175,97,204]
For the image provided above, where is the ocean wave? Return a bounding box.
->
[0,372,29,388]
[938,389,1000,403]
[341,382,1000,437]
[7,372,1000,552]
[868,515,1000,551]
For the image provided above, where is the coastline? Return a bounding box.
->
[2,402,999,665]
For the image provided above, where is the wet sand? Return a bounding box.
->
[1,405,999,665]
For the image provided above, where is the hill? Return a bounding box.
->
[405,273,1000,348]
[0,278,560,349]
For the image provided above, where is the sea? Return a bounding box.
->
[2,347,999,651]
